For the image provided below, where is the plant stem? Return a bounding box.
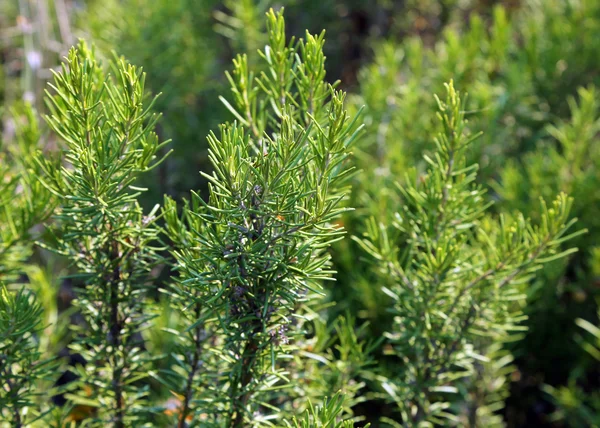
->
[230,288,263,428]
[9,377,23,428]
[178,302,203,428]
[109,242,124,428]
[231,332,259,428]
[13,405,22,428]
[2,349,23,427]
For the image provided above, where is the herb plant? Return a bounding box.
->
[162,9,363,426]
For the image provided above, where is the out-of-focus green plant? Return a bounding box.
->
[330,2,600,422]
[215,0,272,65]
[0,103,53,283]
[283,392,370,428]
[0,79,60,428]
[355,83,582,426]
[506,86,600,426]
[335,5,540,327]
[496,86,600,411]
[0,284,57,427]
[343,0,600,254]
[517,0,600,117]
[497,86,600,250]
[545,297,600,426]
[452,343,516,427]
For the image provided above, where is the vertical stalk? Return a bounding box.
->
[2,337,23,428]
[8,376,23,428]
[109,242,124,428]
[231,330,260,428]
[178,301,203,428]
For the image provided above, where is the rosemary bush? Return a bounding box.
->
[3,9,366,427]
[0,104,53,283]
[333,1,600,423]
[355,82,582,426]
[0,285,56,426]
[34,42,170,426]
[0,103,55,426]
[161,10,362,425]
[499,86,600,427]
[1,2,598,427]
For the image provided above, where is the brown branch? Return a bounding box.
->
[108,240,124,428]
[178,301,204,427]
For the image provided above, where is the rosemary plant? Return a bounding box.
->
[3,3,595,426]
[0,284,56,427]
[547,298,600,427]
[35,42,170,426]
[162,9,363,426]
[283,392,369,428]
[355,82,583,426]
[0,97,56,427]
[0,104,53,283]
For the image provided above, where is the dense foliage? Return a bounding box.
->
[1,1,599,427]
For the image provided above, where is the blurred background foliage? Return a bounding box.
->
[1,0,599,426]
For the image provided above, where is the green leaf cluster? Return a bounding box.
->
[0,104,53,282]
[283,392,370,428]
[355,82,582,426]
[34,41,170,426]
[1,2,597,427]
[0,284,56,426]
[161,9,363,426]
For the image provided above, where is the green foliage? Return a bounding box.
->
[162,9,363,426]
[577,307,600,363]
[0,104,53,282]
[283,392,370,428]
[1,1,599,426]
[215,0,271,63]
[517,0,600,116]
[495,84,600,408]
[544,250,600,427]
[546,380,600,428]
[35,41,170,426]
[498,86,600,246]
[344,0,600,256]
[0,64,57,428]
[545,298,600,427]
[355,83,581,426]
[452,343,516,428]
[0,284,56,427]
[283,312,377,421]
[329,1,600,423]
[335,4,539,327]
[497,84,600,314]
[84,0,225,200]
[350,5,535,188]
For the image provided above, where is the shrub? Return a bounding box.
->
[1,10,367,427]
[161,9,363,425]
[1,2,598,427]
[333,1,600,423]
[355,82,581,426]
